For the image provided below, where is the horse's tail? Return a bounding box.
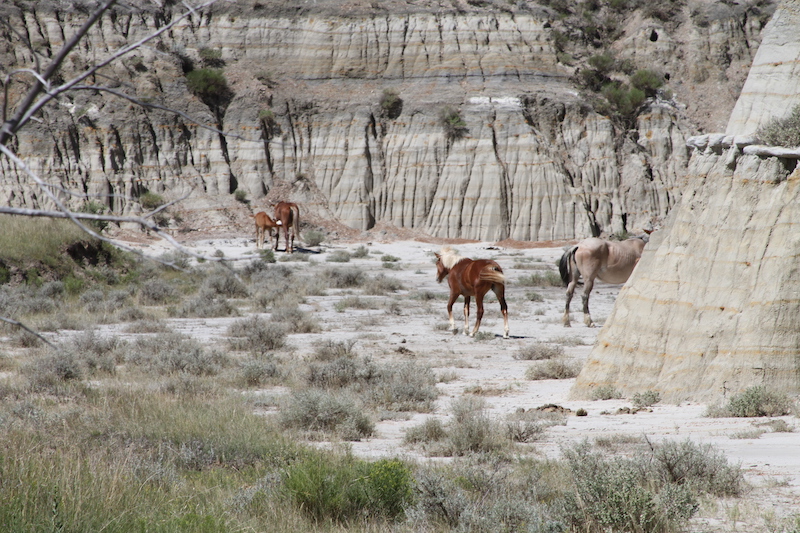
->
[291,203,300,230]
[559,246,578,286]
[479,264,506,285]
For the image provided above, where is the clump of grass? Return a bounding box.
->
[170,290,238,318]
[351,245,369,258]
[227,316,287,354]
[632,390,661,409]
[707,385,795,418]
[363,273,404,295]
[525,358,580,380]
[201,267,248,297]
[526,290,544,302]
[238,356,281,387]
[320,267,364,288]
[514,342,564,360]
[504,409,552,443]
[279,389,374,440]
[270,303,320,333]
[303,229,325,247]
[312,339,358,361]
[326,250,351,263]
[334,296,379,311]
[441,397,510,456]
[403,418,447,445]
[282,453,413,523]
[591,385,623,400]
[756,103,800,147]
[517,271,562,287]
[123,332,229,376]
[138,279,178,305]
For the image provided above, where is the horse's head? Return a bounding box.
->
[434,252,448,283]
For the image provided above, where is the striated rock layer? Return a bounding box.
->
[0,1,770,240]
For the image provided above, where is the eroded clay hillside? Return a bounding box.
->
[0,0,775,239]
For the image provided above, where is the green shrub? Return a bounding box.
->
[322,267,365,288]
[326,250,351,263]
[279,389,374,439]
[302,229,325,247]
[198,47,224,67]
[714,385,794,418]
[439,105,468,141]
[516,271,562,287]
[351,245,369,258]
[379,88,403,119]
[651,439,744,497]
[282,453,413,523]
[599,82,646,126]
[563,442,697,533]
[756,103,800,147]
[185,68,231,106]
[233,189,247,203]
[591,385,623,400]
[525,358,580,380]
[630,68,664,97]
[139,191,165,210]
[227,316,287,354]
[239,357,281,386]
[514,342,564,360]
[312,339,358,361]
[404,418,447,444]
[632,390,661,408]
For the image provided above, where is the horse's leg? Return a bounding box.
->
[447,294,458,334]
[493,285,509,339]
[582,278,595,327]
[288,225,295,254]
[563,278,577,327]
[463,296,471,336]
[471,293,485,337]
[273,228,280,251]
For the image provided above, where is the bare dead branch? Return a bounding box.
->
[0,317,58,350]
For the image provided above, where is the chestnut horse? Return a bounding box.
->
[559,235,648,327]
[273,201,300,253]
[253,211,279,250]
[435,247,509,339]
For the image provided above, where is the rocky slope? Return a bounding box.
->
[0,0,775,240]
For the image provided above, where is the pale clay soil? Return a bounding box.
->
[101,231,800,532]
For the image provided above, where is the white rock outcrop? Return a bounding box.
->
[572,1,800,403]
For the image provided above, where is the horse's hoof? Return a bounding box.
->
[503,334,509,339]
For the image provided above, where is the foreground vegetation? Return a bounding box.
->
[0,216,798,532]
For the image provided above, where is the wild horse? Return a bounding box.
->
[253,211,278,250]
[273,201,300,253]
[435,246,509,339]
[559,235,648,327]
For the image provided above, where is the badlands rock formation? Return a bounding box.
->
[572,0,800,403]
[0,0,773,240]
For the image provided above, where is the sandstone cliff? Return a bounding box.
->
[0,0,774,240]
[572,0,800,403]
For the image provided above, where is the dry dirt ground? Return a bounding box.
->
[108,231,800,532]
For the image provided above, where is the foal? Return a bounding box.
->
[253,211,278,249]
[559,236,647,327]
[435,247,509,339]
[273,201,300,253]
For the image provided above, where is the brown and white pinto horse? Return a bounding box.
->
[435,246,509,339]
[273,201,300,253]
[559,235,648,327]
[253,211,279,250]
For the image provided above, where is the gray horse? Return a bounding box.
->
[559,236,648,327]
